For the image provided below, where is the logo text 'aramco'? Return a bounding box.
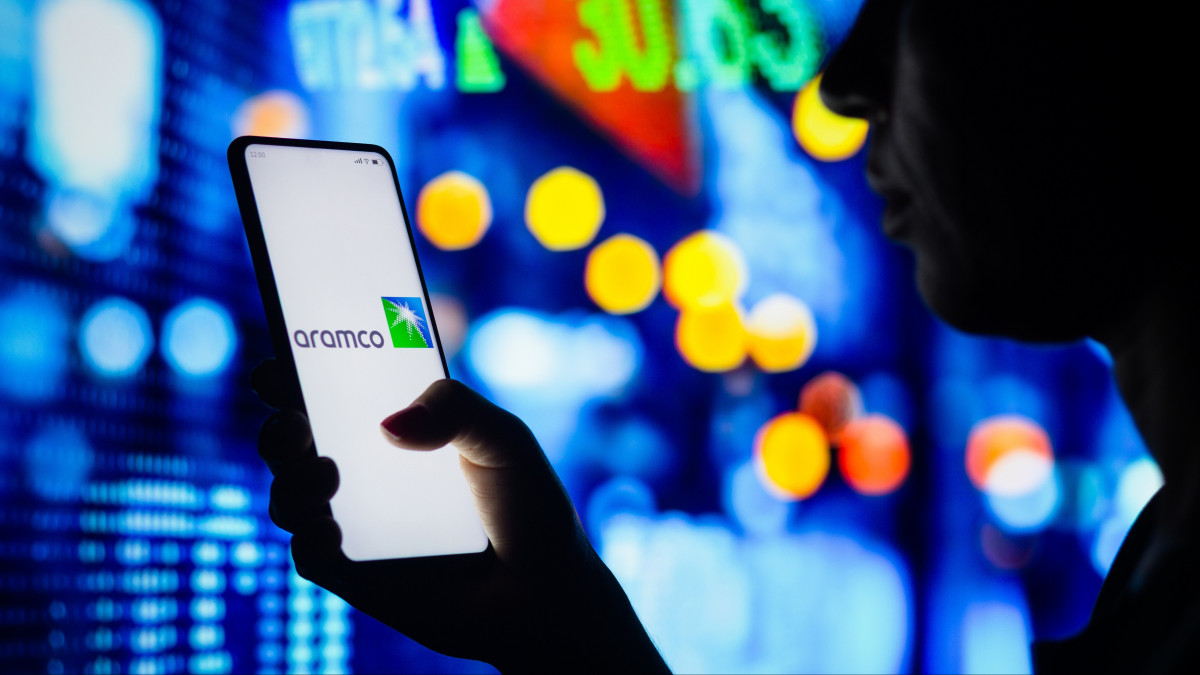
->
[290,297,435,350]
[381,297,433,348]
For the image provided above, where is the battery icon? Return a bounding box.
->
[371,159,379,165]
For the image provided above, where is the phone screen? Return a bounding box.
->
[242,143,487,560]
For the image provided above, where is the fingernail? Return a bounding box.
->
[381,404,430,439]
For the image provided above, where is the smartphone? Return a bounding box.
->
[228,136,488,561]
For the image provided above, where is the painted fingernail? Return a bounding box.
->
[381,404,430,439]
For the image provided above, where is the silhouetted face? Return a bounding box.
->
[821,1,1162,342]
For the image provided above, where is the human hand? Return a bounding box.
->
[251,359,669,673]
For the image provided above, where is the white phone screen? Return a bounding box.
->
[244,143,487,560]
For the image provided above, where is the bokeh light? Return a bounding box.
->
[525,166,605,251]
[798,371,864,439]
[985,464,1060,534]
[1115,457,1162,522]
[467,309,639,396]
[29,0,161,262]
[754,412,830,500]
[745,292,817,373]
[584,233,661,314]
[466,308,642,460]
[42,189,136,261]
[792,73,869,162]
[961,601,1033,675]
[966,415,1053,493]
[415,171,492,251]
[1092,514,1131,576]
[837,414,910,496]
[724,460,789,535]
[0,289,70,401]
[599,513,911,674]
[79,296,153,377]
[231,90,310,139]
[23,425,93,502]
[161,298,236,378]
[586,476,656,538]
[675,303,747,372]
[662,230,748,310]
[983,448,1054,498]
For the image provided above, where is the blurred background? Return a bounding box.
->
[0,0,1161,673]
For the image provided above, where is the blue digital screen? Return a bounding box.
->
[0,1,1157,673]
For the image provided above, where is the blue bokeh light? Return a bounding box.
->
[23,425,93,502]
[161,298,237,378]
[0,289,70,401]
[79,296,153,377]
[724,460,789,536]
[961,601,1032,675]
[586,476,656,538]
[466,308,642,462]
[28,0,161,261]
[599,510,911,674]
[1114,457,1162,523]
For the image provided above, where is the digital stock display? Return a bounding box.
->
[0,1,1158,674]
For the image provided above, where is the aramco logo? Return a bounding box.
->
[380,297,433,348]
[290,297,434,349]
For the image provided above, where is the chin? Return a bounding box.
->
[914,256,1088,344]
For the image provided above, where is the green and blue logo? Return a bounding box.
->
[381,297,433,348]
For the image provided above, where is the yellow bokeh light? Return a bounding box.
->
[525,166,605,251]
[232,90,310,139]
[792,74,869,162]
[746,293,818,373]
[416,171,493,251]
[755,412,830,500]
[585,234,661,314]
[675,303,746,372]
[662,231,748,310]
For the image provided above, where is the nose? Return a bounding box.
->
[818,0,903,121]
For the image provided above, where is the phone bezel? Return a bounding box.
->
[227,135,486,562]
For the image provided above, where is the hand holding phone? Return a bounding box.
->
[231,137,487,560]
[230,136,666,670]
[253,360,670,672]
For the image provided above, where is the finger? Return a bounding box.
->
[251,359,301,410]
[268,458,338,532]
[291,517,351,592]
[379,379,542,470]
[258,410,315,474]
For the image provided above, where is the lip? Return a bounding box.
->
[866,168,916,240]
[880,193,915,240]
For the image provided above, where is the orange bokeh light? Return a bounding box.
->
[798,371,864,439]
[232,90,310,139]
[754,412,830,500]
[965,415,1053,491]
[837,415,910,496]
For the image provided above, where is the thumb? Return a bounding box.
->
[380,380,587,568]
[380,379,543,471]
